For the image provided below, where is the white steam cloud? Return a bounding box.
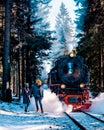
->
[29,89,73,114]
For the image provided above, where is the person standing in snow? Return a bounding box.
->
[30,79,44,113]
[22,83,30,112]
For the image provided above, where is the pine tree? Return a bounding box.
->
[74,0,88,32]
[74,0,104,92]
[50,2,74,61]
[27,0,53,81]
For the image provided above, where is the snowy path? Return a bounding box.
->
[0,102,78,130]
[0,110,68,130]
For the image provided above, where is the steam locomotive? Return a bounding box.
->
[48,55,91,111]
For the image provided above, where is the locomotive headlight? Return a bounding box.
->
[61,84,65,89]
[70,52,74,57]
[80,84,85,88]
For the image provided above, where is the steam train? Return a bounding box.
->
[48,55,91,111]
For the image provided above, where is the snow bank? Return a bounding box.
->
[89,92,104,114]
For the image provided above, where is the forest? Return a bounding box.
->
[0,0,104,100]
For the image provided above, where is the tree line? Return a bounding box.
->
[74,0,104,93]
[1,0,53,100]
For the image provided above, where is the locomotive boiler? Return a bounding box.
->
[48,55,91,111]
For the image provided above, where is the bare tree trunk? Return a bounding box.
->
[22,47,25,88]
[2,0,11,101]
[100,45,104,89]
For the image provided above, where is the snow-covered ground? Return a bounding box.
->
[0,90,74,130]
[0,104,71,130]
[0,90,104,130]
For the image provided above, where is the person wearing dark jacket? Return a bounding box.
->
[22,83,30,112]
[30,79,44,113]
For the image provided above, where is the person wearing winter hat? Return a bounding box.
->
[30,79,44,113]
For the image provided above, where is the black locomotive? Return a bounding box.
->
[48,55,91,111]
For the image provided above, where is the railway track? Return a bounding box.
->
[79,110,104,123]
[64,112,86,130]
[64,111,104,130]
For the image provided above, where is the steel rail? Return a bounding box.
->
[64,112,87,130]
[79,110,104,123]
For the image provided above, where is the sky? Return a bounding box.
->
[0,89,104,130]
[49,0,77,29]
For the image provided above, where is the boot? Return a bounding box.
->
[41,110,44,113]
[36,109,39,112]
[25,109,28,112]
